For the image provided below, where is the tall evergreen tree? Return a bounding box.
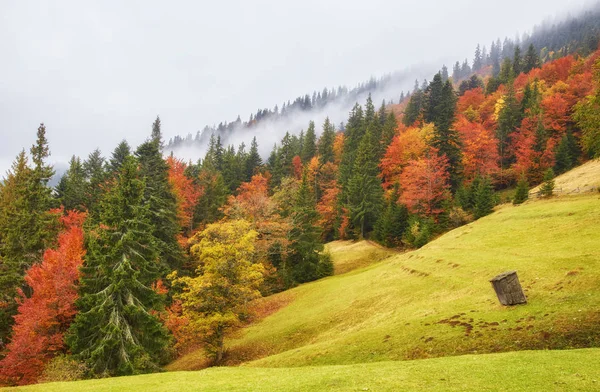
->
[135,122,184,273]
[83,149,107,217]
[347,130,383,238]
[473,176,495,218]
[245,136,262,181]
[523,44,541,73]
[496,82,520,179]
[301,121,317,163]
[287,173,326,283]
[67,156,170,376]
[512,45,523,76]
[108,141,131,175]
[473,44,483,71]
[56,156,87,212]
[431,80,463,190]
[318,117,336,165]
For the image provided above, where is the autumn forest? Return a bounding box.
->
[1,7,600,387]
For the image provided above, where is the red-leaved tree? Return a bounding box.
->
[399,150,451,217]
[0,211,86,386]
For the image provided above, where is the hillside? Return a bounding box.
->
[6,349,600,391]
[531,158,600,196]
[168,192,600,371]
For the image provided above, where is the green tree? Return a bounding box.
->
[318,117,336,165]
[574,62,600,158]
[513,176,529,205]
[136,121,184,273]
[67,156,170,376]
[172,220,264,364]
[108,140,131,175]
[375,186,409,247]
[56,156,86,211]
[245,136,262,181]
[287,173,328,283]
[83,149,107,218]
[301,121,317,163]
[347,130,383,238]
[523,44,540,73]
[473,176,495,218]
[539,169,555,198]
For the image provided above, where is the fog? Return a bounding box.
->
[0,0,593,175]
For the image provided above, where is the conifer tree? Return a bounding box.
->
[512,45,523,75]
[83,149,107,217]
[539,169,555,198]
[513,176,529,205]
[375,186,408,247]
[554,131,579,174]
[136,121,184,273]
[403,89,424,126]
[108,140,131,175]
[339,103,365,187]
[301,121,317,163]
[245,136,262,181]
[56,156,86,212]
[473,176,495,218]
[287,173,327,283]
[431,80,463,190]
[67,156,170,376]
[318,117,336,165]
[523,44,541,73]
[347,130,383,238]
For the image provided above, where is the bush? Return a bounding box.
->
[447,206,473,228]
[39,355,87,383]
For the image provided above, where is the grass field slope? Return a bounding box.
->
[169,192,600,371]
[6,349,600,391]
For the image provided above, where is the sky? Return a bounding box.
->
[0,0,593,176]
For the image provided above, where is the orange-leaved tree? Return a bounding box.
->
[0,211,86,386]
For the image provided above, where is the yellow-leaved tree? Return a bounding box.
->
[172,219,264,364]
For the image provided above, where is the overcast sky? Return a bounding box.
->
[0,0,592,175]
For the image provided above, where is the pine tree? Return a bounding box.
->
[496,82,520,179]
[287,173,327,283]
[136,122,184,273]
[375,186,408,247]
[473,44,483,71]
[403,89,424,126]
[554,131,578,174]
[513,176,529,205]
[108,140,131,175]
[473,176,495,218]
[523,44,541,73]
[301,121,317,163]
[67,156,170,376]
[318,117,336,165]
[347,130,383,238]
[512,45,523,75]
[431,80,463,190]
[539,169,555,198]
[56,156,86,212]
[245,136,262,181]
[83,149,107,217]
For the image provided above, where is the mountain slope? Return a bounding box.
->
[169,191,600,370]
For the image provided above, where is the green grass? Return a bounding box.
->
[325,240,398,275]
[170,194,600,370]
[7,349,600,391]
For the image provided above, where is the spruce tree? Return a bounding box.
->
[287,173,326,283]
[245,136,262,181]
[554,131,579,174]
[318,117,335,165]
[347,130,384,238]
[513,176,529,205]
[83,149,107,218]
[473,176,495,218]
[431,80,463,190]
[135,121,184,272]
[512,45,523,75]
[67,156,170,376]
[375,186,408,247]
[301,121,317,163]
[108,140,131,175]
[56,156,87,211]
[539,169,555,198]
[523,44,541,73]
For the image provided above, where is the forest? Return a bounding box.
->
[1,8,600,387]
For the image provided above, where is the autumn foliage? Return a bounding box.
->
[0,211,86,386]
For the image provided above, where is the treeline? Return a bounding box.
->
[166,4,600,152]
